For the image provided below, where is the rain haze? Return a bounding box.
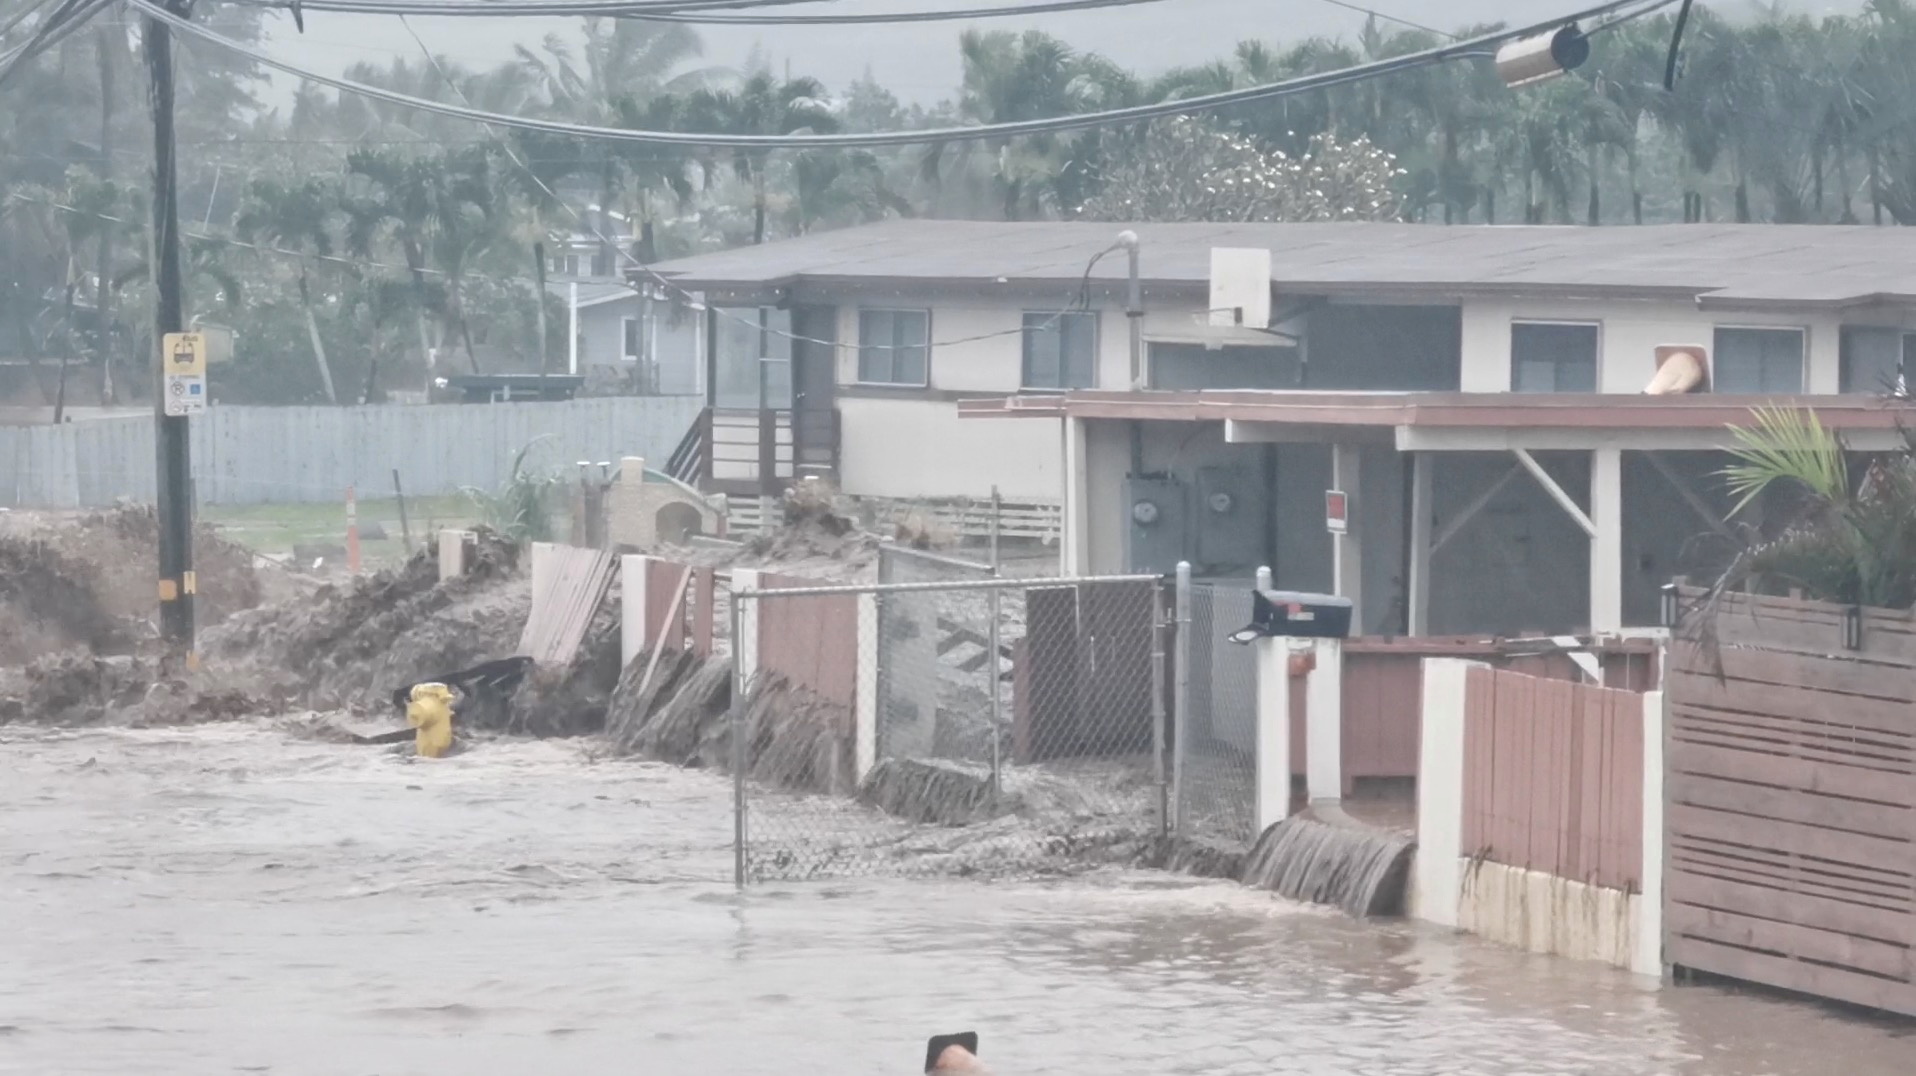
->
[257,0,1870,106]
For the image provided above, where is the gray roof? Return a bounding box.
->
[639,219,1916,308]
[545,280,639,308]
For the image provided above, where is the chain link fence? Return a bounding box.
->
[730,573,1166,884]
[1173,580,1260,849]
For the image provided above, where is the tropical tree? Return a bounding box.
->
[234,177,345,402]
[1711,406,1916,608]
[1077,116,1403,222]
[684,73,838,244]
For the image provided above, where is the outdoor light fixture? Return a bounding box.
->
[1844,605,1864,651]
[1659,584,1680,629]
[1496,23,1591,89]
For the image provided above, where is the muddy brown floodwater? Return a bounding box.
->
[3,722,1911,1076]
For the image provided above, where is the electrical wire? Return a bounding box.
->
[391,11,1106,357]
[0,0,117,85]
[129,0,1682,149]
[240,0,1175,21]
[247,0,856,15]
[1311,0,1453,39]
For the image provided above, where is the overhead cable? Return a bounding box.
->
[391,11,1110,355]
[239,0,1171,21]
[245,0,854,16]
[128,0,1681,149]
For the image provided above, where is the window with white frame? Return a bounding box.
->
[1712,327,1805,393]
[1510,321,1598,392]
[1021,311,1097,389]
[857,308,930,386]
[1840,326,1914,394]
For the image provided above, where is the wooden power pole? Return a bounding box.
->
[143,0,196,659]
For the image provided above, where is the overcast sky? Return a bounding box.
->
[252,0,1867,110]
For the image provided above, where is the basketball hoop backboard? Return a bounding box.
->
[1210,247,1272,329]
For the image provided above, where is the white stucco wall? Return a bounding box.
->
[1456,297,1885,394]
[835,396,1062,502]
[576,295,700,394]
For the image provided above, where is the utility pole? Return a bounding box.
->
[1120,229,1143,390]
[144,0,195,658]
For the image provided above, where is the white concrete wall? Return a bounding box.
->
[1410,658,1476,927]
[1458,297,1857,394]
[835,396,1062,502]
[1411,657,1668,979]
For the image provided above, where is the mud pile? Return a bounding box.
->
[202,528,527,714]
[0,505,270,669]
[69,504,265,626]
[0,538,131,665]
[737,483,882,570]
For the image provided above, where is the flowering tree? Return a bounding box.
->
[1077,115,1406,222]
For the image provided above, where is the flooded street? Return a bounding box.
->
[2,724,1909,1076]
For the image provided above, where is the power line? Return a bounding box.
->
[1312,0,1455,40]
[244,0,855,15]
[129,0,1680,149]
[252,0,1174,23]
[391,12,1109,357]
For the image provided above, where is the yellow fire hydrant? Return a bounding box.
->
[406,682,457,759]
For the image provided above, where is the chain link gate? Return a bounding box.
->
[1171,578,1260,848]
[729,573,1166,884]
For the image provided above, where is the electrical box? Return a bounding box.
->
[1124,476,1187,577]
[1194,464,1266,577]
[1232,589,1354,641]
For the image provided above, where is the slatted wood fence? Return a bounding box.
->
[1461,666,1645,892]
[1666,586,1916,1017]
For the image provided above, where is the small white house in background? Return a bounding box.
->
[643,219,1916,636]
[548,280,703,396]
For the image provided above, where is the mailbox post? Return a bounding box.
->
[1232,588,1354,828]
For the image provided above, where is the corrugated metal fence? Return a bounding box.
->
[0,397,703,507]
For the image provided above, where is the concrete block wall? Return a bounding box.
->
[605,456,719,550]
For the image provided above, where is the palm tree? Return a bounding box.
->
[1712,406,1916,608]
[684,74,838,243]
[234,177,343,402]
[516,19,711,263]
[343,147,507,373]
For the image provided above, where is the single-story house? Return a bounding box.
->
[643,219,1916,635]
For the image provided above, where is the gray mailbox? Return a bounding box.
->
[1228,589,1354,643]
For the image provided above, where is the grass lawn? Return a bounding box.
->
[202,494,483,569]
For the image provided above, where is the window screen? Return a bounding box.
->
[1148,342,1297,390]
[1840,326,1912,394]
[1022,312,1097,389]
[1712,327,1804,393]
[1510,322,1598,393]
[857,309,930,385]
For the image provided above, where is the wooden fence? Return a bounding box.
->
[1666,587,1916,1017]
[1461,666,1646,892]
[641,557,716,658]
[1279,637,1659,795]
[753,570,859,709]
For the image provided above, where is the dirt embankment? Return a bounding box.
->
[203,530,526,712]
[0,505,270,667]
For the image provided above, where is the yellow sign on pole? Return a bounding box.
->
[160,331,208,416]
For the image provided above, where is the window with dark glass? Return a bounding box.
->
[710,305,792,409]
[1021,312,1097,389]
[1510,322,1598,393]
[857,309,930,386]
[1712,327,1804,393]
[622,317,641,360]
[1840,326,1914,394]
[1147,343,1297,390]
